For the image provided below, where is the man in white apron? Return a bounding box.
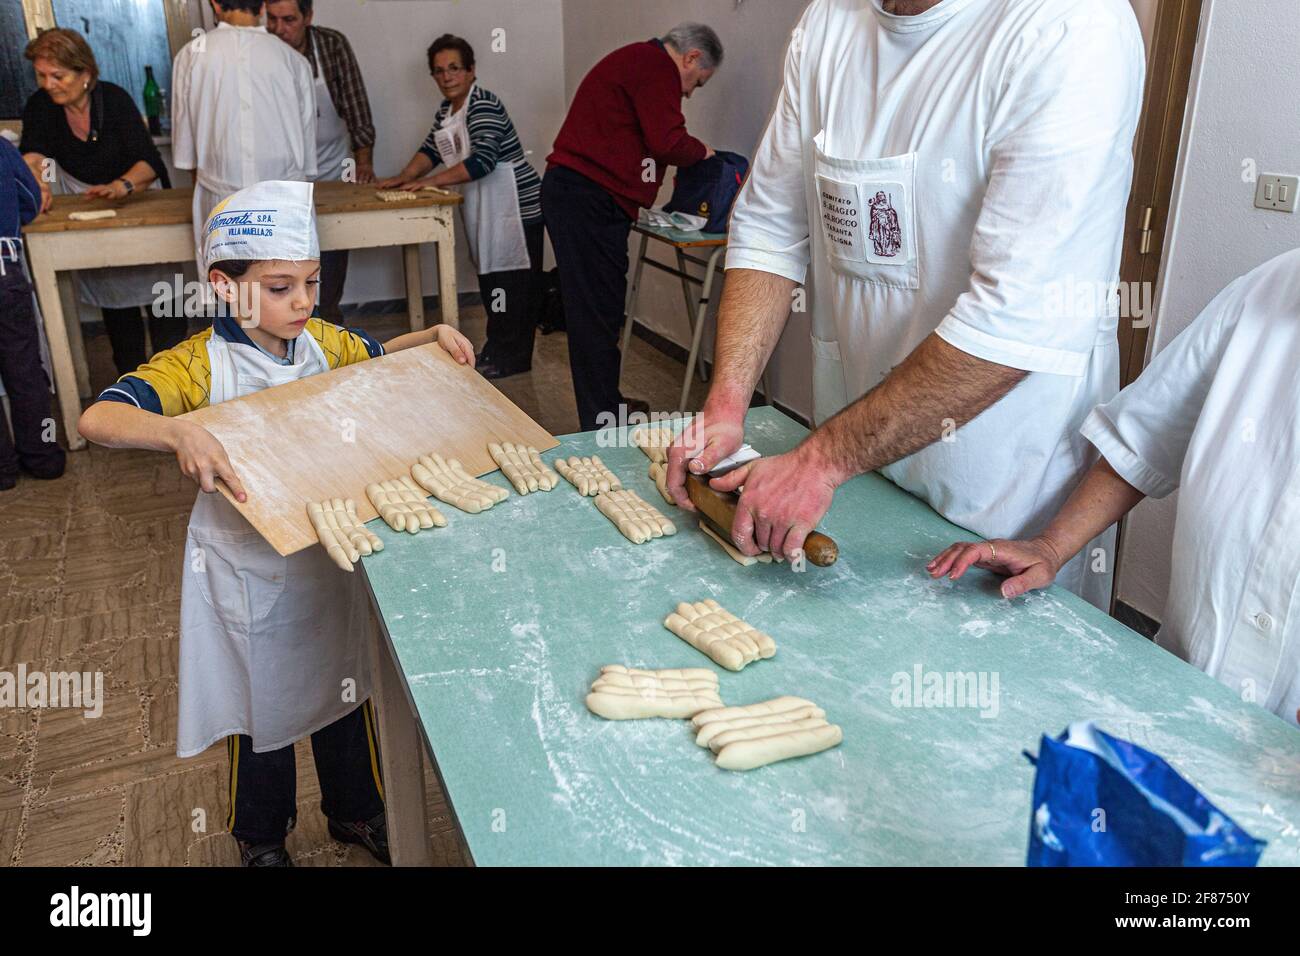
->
[171,0,317,263]
[667,0,1145,610]
[267,0,379,320]
[377,35,545,377]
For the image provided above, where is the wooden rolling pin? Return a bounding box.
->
[685,472,839,567]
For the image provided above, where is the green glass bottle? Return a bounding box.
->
[143,65,161,136]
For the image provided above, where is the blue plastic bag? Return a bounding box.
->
[1025,722,1266,866]
[664,151,750,234]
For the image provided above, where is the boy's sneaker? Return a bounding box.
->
[327,812,391,865]
[238,840,293,867]
[0,473,15,492]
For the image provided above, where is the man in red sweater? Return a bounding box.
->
[543,23,720,430]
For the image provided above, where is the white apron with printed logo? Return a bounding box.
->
[728,0,1141,611]
[175,331,371,757]
[806,123,1115,606]
[435,86,529,273]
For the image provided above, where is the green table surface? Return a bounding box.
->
[361,407,1300,866]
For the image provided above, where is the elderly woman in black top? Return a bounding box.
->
[19,28,186,374]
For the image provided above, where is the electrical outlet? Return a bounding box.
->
[1254,174,1299,213]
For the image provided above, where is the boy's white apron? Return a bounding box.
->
[176,329,371,757]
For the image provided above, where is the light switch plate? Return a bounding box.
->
[1254,174,1299,213]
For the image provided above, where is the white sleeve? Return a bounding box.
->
[170,47,195,171]
[1081,276,1244,499]
[935,9,1145,375]
[298,57,318,180]
[723,17,809,283]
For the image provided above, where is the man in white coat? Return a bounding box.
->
[666,0,1145,609]
[172,0,317,259]
[930,247,1300,726]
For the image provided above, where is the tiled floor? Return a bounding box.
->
[0,303,705,866]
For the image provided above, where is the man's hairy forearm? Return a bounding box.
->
[804,333,1027,483]
[706,268,797,415]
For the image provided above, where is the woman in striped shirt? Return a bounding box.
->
[379,34,544,379]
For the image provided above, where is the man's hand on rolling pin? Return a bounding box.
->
[708,444,839,560]
[666,411,746,511]
[927,536,1065,599]
[171,420,248,503]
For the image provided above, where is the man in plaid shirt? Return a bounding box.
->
[267,0,376,320]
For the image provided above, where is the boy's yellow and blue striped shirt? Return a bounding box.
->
[96,314,384,417]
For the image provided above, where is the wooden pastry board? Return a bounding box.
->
[179,343,557,556]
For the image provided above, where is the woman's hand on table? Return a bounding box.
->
[85,179,128,200]
[927,536,1065,599]
[171,420,248,502]
[398,176,439,192]
[37,181,53,214]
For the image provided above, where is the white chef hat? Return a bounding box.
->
[201,180,319,274]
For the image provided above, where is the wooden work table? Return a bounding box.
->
[22,181,462,450]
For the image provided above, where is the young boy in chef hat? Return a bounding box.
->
[79,180,475,867]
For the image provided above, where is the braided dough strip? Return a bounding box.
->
[631,425,675,464]
[663,599,776,671]
[713,724,843,771]
[693,703,827,749]
[585,664,723,720]
[691,695,818,728]
[593,489,676,544]
[411,453,509,513]
[593,664,719,695]
[374,189,423,202]
[365,475,447,533]
[307,498,384,572]
[488,441,559,494]
[555,455,622,496]
[691,696,842,771]
[648,461,674,504]
[68,209,117,222]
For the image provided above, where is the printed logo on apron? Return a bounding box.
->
[816,175,910,265]
[866,187,904,260]
[812,134,919,291]
[433,125,468,166]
